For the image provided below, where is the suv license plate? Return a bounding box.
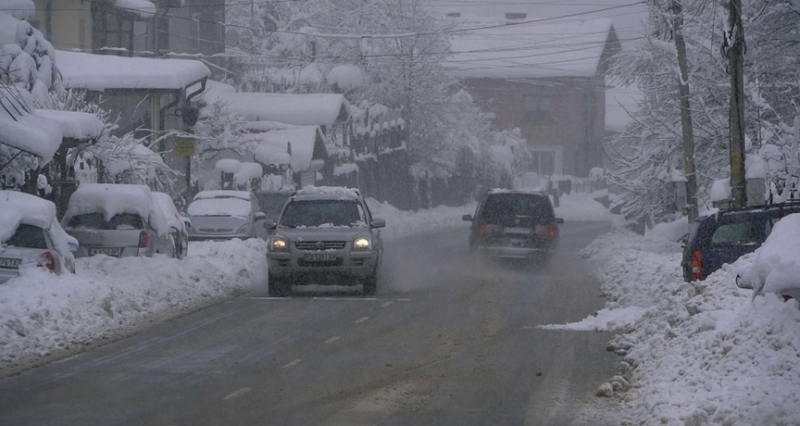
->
[0,257,21,268]
[305,253,337,262]
[89,247,122,257]
[505,227,531,234]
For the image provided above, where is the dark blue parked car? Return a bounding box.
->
[682,203,800,281]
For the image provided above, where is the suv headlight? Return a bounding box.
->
[353,237,371,251]
[237,223,251,234]
[270,237,289,252]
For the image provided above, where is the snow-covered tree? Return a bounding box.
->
[606,0,800,223]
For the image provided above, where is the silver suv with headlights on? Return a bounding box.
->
[266,187,385,297]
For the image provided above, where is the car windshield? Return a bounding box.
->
[479,193,554,225]
[2,224,47,249]
[279,200,365,228]
[68,213,145,230]
[187,198,252,218]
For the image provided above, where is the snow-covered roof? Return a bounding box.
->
[213,92,350,126]
[445,18,615,79]
[35,110,105,140]
[0,86,63,163]
[57,50,210,92]
[62,183,152,223]
[215,158,241,174]
[235,162,263,187]
[0,0,34,20]
[252,126,326,172]
[113,0,157,20]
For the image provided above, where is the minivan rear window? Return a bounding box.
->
[478,193,554,225]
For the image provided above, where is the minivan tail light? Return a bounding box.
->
[139,231,150,248]
[477,224,502,237]
[691,249,704,281]
[536,224,559,238]
[37,251,57,271]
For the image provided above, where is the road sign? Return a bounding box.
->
[174,137,196,156]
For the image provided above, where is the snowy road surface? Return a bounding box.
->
[0,221,617,425]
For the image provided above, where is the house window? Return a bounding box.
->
[530,151,555,175]
[524,86,553,123]
[191,12,201,51]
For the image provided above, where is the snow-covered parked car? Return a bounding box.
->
[736,212,800,305]
[0,191,77,283]
[186,190,266,240]
[61,184,180,258]
[151,191,190,259]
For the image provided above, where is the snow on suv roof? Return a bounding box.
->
[488,188,547,195]
[292,186,361,201]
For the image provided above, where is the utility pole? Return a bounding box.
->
[671,0,698,221]
[726,0,747,208]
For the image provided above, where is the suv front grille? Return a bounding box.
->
[295,241,347,251]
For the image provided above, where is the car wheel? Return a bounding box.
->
[363,269,378,296]
[268,273,291,297]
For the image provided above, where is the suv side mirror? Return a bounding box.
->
[371,218,386,229]
[462,214,473,222]
[555,218,564,225]
[255,212,267,221]
[264,220,277,230]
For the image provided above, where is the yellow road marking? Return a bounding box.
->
[282,358,303,369]
[325,336,340,344]
[223,387,251,401]
[355,316,370,324]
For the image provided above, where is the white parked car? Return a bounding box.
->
[61,184,180,258]
[0,191,77,283]
[736,212,800,305]
[186,190,266,240]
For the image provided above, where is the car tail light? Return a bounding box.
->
[476,224,502,237]
[37,251,57,271]
[691,249,705,281]
[535,224,559,238]
[139,231,150,248]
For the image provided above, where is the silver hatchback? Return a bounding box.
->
[61,184,180,258]
[266,187,385,297]
[186,190,266,240]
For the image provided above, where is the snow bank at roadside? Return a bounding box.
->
[572,225,800,425]
[0,239,267,374]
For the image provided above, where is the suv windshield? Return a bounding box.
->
[68,213,145,230]
[279,200,365,228]
[479,193,554,225]
[3,224,47,249]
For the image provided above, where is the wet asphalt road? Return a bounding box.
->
[0,220,617,425]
